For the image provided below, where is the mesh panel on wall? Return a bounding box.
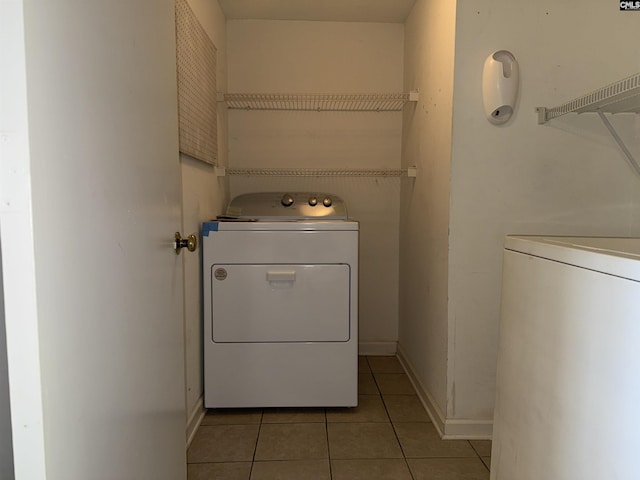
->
[175,0,217,165]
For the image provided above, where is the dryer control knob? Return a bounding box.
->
[308,197,318,206]
[323,197,332,207]
[281,193,294,207]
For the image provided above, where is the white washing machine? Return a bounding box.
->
[202,192,358,408]
[492,236,640,479]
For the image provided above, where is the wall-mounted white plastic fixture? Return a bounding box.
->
[482,50,519,124]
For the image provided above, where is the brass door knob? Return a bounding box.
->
[174,232,198,254]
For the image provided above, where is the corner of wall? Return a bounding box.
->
[398,0,456,432]
[398,345,493,440]
[181,0,229,432]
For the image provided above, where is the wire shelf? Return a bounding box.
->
[537,72,640,124]
[219,92,418,112]
[536,72,640,176]
[222,167,416,177]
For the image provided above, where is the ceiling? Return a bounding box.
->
[217,0,418,23]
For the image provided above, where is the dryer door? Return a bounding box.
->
[211,264,351,343]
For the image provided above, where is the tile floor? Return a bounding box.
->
[188,356,491,480]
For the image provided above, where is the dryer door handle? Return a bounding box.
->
[267,271,296,282]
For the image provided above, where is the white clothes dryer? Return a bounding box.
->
[202,192,358,408]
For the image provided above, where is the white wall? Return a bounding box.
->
[450,0,640,424]
[181,0,228,441]
[226,20,405,352]
[399,0,456,429]
[400,0,640,438]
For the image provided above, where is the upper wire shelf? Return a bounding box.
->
[536,72,640,176]
[218,92,419,112]
[215,166,417,178]
[537,72,640,124]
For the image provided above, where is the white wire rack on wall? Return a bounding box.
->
[536,72,640,123]
[536,72,640,176]
[215,167,417,178]
[218,92,419,112]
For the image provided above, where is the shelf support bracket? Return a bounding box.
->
[596,111,640,177]
[536,107,548,124]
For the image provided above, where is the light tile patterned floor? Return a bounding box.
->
[188,356,491,480]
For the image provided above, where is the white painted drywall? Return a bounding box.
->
[400,0,640,437]
[218,0,416,23]
[399,0,456,425]
[226,20,404,350]
[181,0,229,439]
[449,0,640,423]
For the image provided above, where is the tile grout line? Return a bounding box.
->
[367,356,417,480]
[469,440,491,473]
[324,408,334,480]
[386,405,418,480]
[249,409,264,477]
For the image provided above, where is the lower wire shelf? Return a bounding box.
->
[219,92,419,112]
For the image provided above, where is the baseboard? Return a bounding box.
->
[186,394,206,449]
[396,344,493,440]
[396,345,448,436]
[358,341,397,356]
[440,419,493,439]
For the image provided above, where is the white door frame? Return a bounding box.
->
[0,1,47,477]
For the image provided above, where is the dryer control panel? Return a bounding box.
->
[226,192,348,220]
